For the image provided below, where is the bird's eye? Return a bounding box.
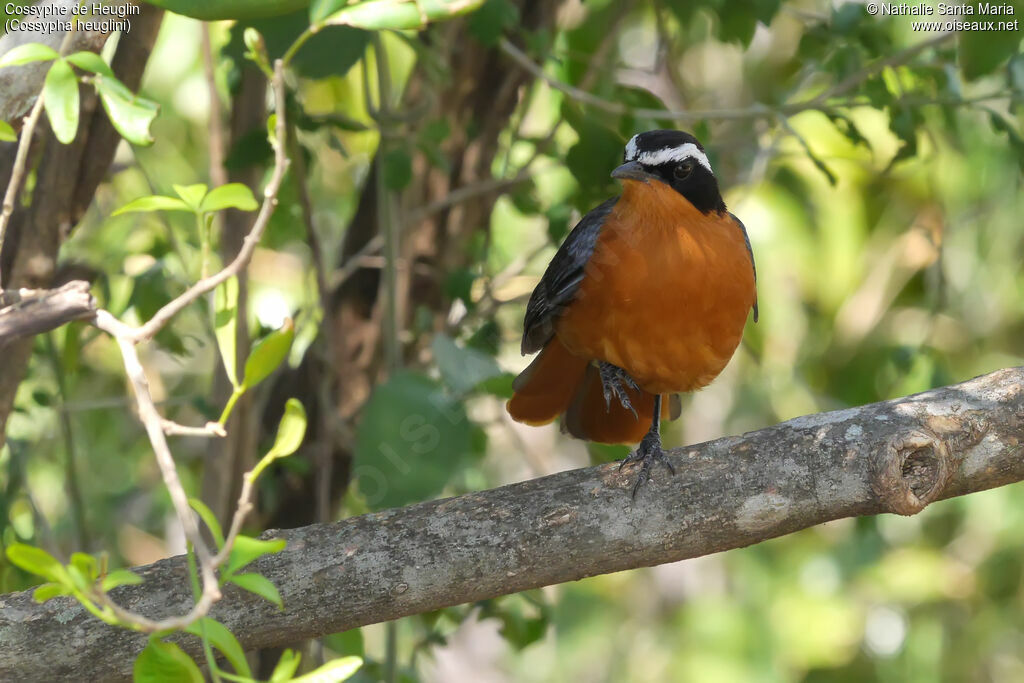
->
[673,160,694,180]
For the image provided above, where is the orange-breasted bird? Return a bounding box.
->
[506,130,758,495]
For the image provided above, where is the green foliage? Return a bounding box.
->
[431,333,503,396]
[225,536,287,576]
[467,0,519,45]
[140,0,309,21]
[134,637,204,683]
[0,120,15,142]
[227,572,283,608]
[188,497,226,549]
[92,76,158,145]
[241,319,295,390]
[42,59,79,144]
[322,0,485,30]
[0,42,59,67]
[354,370,474,509]
[184,618,253,678]
[250,398,308,480]
[214,276,241,388]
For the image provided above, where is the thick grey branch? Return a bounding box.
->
[0,280,95,345]
[1,366,1023,681]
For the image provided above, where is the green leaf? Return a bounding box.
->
[467,0,519,46]
[214,277,240,389]
[230,10,370,80]
[5,543,67,583]
[267,398,306,460]
[33,582,71,602]
[323,629,364,657]
[65,51,114,77]
[184,618,252,678]
[0,120,16,142]
[291,656,363,683]
[241,319,295,390]
[252,398,308,480]
[249,397,305,479]
[0,42,59,68]
[133,637,204,683]
[354,370,473,509]
[959,13,1022,80]
[189,497,226,550]
[112,195,192,216]
[269,649,301,683]
[228,572,283,608]
[101,568,143,592]
[325,0,484,29]
[199,183,259,213]
[310,0,347,23]
[70,552,98,582]
[172,183,208,211]
[225,535,286,576]
[381,148,413,190]
[324,0,423,29]
[43,59,80,145]
[133,0,307,21]
[94,74,159,146]
[431,334,503,395]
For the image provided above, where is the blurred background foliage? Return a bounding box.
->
[2,0,1024,680]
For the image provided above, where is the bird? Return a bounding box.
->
[506,129,758,496]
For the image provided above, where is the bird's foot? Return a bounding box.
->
[598,361,639,418]
[619,429,675,498]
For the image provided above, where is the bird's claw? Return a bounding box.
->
[619,430,675,498]
[598,362,640,419]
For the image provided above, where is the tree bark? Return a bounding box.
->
[0,6,163,449]
[1,366,1022,681]
[0,280,95,345]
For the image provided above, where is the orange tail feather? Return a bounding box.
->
[507,338,677,444]
[506,338,588,426]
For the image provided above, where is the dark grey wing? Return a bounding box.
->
[521,197,618,354]
[729,211,758,323]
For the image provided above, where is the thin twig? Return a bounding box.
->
[201,24,229,190]
[0,22,82,286]
[84,59,291,633]
[498,33,957,123]
[287,117,335,524]
[161,419,226,438]
[127,61,290,343]
[45,333,91,550]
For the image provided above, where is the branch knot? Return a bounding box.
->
[872,429,953,515]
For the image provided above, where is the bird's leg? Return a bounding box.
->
[619,394,675,497]
[598,361,640,418]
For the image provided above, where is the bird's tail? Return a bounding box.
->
[506,338,678,444]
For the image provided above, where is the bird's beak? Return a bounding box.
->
[611,160,654,183]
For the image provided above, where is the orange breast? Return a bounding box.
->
[555,179,756,395]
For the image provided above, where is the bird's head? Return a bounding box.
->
[612,130,726,215]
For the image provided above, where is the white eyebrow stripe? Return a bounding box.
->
[636,143,713,174]
[625,135,639,161]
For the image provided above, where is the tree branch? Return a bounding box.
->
[1,366,1022,680]
[498,32,956,122]
[0,280,96,346]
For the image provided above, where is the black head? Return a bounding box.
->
[612,130,726,215]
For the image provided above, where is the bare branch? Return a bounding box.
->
[125,60,290,344]
[76,59,291,633]
[0,19,81,286]
[2,366,1022,681]
[0,280,96,345]
[498,32,956,123]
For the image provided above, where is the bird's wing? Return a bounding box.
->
[729,211,759,323]
[521,197,618,354]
